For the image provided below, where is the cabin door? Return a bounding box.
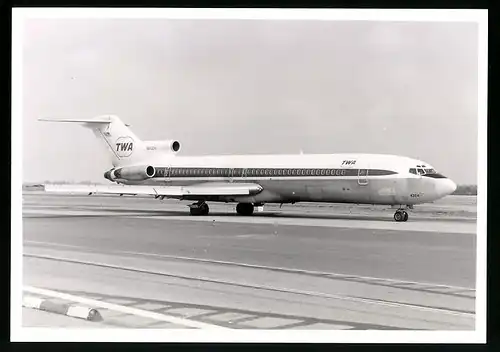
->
[358,168,369,186]
[166,165,171,183]
[241,168,248,181]
[229,168,234,183]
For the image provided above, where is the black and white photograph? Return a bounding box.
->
[11,8,487,343]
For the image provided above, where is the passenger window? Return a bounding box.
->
[321,169,325,176]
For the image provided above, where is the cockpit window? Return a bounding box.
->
[425,168,436,174]
[409,168,417,175]
[417,168,425,175]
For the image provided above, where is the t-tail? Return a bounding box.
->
[38,115,181,168]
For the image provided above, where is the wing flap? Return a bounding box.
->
[44,183,263,197]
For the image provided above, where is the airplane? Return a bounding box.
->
[39,115,457,222]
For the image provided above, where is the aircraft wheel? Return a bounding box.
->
[394,210,404,222]
[402,211,409,222]
[200,203,209,215]
[236,203,254,216]
[189,202,209,216]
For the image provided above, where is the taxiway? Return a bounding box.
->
[20,193,477,330]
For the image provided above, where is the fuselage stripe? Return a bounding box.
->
[151,167,396,178]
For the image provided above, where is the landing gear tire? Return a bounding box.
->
[394,210,408,222]
[189,202,209,216]
[236,203,254,216]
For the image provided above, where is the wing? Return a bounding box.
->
[43,182,263,198]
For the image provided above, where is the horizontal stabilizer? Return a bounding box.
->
[38,117,112,124]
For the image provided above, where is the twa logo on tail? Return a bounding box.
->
[115,136,134,157]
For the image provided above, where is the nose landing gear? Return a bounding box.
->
[394,209,409,222]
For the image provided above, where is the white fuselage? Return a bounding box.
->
[114,153,457,206]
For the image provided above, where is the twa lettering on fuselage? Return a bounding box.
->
[341,159,357,167]
[115,136,134,157]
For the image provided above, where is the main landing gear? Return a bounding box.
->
[394,208,409,222]
[236,203,254,216]
[189,201,209,216]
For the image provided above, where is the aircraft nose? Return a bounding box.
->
[437,178,457,197]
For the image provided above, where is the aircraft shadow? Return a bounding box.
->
[109,208,396,222]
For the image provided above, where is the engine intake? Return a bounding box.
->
[145,139,181,154]
[104,165,155,182]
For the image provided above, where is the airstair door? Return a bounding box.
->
[358,168,368,186]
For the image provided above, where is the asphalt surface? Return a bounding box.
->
[19,193,477,331]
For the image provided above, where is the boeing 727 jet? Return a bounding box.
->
[39,115,457,222]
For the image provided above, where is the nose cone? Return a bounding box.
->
[437,178,457,197]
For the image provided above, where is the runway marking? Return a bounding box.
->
[23,285,230,330]
[25,240,475,293]
[24,252,475,318]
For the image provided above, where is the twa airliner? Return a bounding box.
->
[39,115,457,222]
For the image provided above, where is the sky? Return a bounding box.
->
[21,16,480,184]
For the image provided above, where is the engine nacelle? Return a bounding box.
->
[144,140,181,154]
[104,165,155,182]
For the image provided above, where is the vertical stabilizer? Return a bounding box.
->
[38,115,146,167]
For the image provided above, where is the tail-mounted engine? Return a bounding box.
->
[104,165,155,182]
[144,140,181,154]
